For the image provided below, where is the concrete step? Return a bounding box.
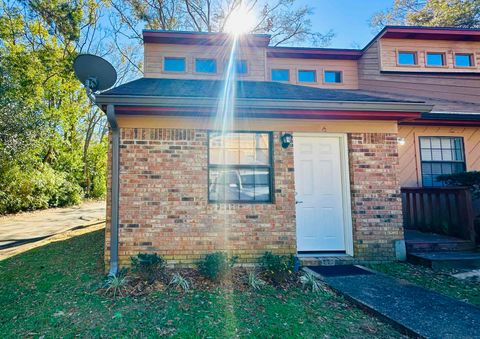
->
[408,251,480,269]
[406,239,476,253]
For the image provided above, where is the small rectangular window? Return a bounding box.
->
[164,57,186,72]
[195,59,217,73]
[426,52,445,66]
[419,136,466,187]
[298,70,316,83]
[398,51,417,65]
[271,69,289,81]
[324,71,342,83]
[236,60,248,74]
[209,132,272,203]
[455,53,474,67]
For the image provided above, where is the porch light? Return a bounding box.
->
[280,133,293,149]
[397,137,406,146]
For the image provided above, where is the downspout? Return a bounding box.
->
[106,104,119,276]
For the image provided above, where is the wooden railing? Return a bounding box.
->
[401,187,476,242]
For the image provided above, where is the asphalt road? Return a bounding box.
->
[0,201,106,249]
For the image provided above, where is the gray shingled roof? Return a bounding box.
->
[101,78,421,103]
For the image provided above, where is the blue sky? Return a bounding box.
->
[299,0,393,48]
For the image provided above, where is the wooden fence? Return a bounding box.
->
[401,187,476,242]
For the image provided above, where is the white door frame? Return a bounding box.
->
[293,132,354,256]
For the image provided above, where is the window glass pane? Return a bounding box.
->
[421,149,432,161]
[398,52,416,65]
[426,53,445,66]
[455,54,473,67]
[209,169,241,201]
[422,163,432,175]
[164,57,185,72]
[224,150,239,164]
[324,71,342,83]
[298,70,316,82]
[271,69,289,81]
[442,149,453,161]
[195,59,216,73]
[431,137,441,148]
[253,169,270,201]
[236,60,247,74]
[239,149,269,165]
[422,175,433,187]
[441,138,452,149]
[431,163,442,174]
[420,137,431,149]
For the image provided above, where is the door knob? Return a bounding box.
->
[296,200,303,204]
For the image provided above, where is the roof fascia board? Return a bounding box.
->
[95,94,433,113]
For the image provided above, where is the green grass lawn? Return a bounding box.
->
[0,231,401,338]
[369,263,480,306]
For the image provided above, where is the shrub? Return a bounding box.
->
[198,252,237,282]
[170,273,190,292]
[103,271,130,298]
[131,253,166,284]
[0,164,82,214]
[247,270,267,290]
[300,272,322,293]
[438,171,480,199]
[260,252,295,284]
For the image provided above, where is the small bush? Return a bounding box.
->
[103,271,130,298]
[170,273,190,292]
[300,272,322,293]
[260,252,295,284]
[131,253,166,284]
[198,252,237,282]
[247,270,267,290]
[438,171,480,199]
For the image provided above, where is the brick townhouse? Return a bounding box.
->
[95,26,480,272]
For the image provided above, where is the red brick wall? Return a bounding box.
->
[348,133,404,261]
[105,128,403,267]
[108,128,296,266]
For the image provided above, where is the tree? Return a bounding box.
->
[105,0,333,74]
[371,0,480,30]
[0,0,110,213]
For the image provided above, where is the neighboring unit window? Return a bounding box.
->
[426,52,445,66]
[195,58,217,73]
[298,70,316,83]
[271,69,289,81]
[324,71,342,83]
[419,136,466,187]
[208,132,272,202]
[164,57,186,72]
[397,51,417,65]
[455,53,474,67]
[235,60,248,74]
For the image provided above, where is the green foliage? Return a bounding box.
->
[169,273,190,292]
[131,253,166,284]
[260,252,295,285]
[247,270,267,291]
[0,163,82,214]
[437,171,480,199]
[103,271,130,298]
[0,1,108,214]
[198,252,237,282]
[371,0,480,29]
[299,272,322,293]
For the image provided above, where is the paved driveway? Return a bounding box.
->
[0,201,105,248]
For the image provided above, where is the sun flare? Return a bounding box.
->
[224,4,256,36]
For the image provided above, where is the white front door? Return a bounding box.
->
[294,135,347,252]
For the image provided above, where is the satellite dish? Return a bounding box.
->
[73,54,117,94]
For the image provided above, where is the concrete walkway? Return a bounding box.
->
[0,201,105,249]
[307,265,480,338]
